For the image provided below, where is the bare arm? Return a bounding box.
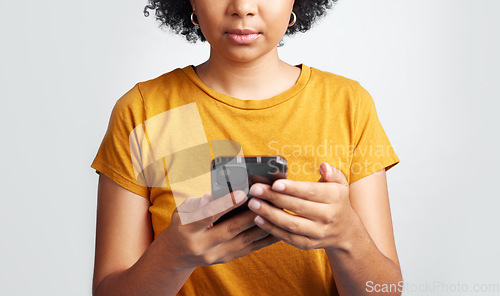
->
[325,169,402,296]
[92,174,279,296]
[247,164,402,296]
[92,174,193,296]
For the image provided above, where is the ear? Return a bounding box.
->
[189,0,196,11]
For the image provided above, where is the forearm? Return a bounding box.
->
[93,237,194,296]
[326,215,402,296]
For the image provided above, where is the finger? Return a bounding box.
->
[249,185,329,220]
[248,198,324,239]
[210,210,258,242]
[205,190,248,220]
[253,215,319,250]
[203,210,263,251]
[219,225,271,255]
[199,192,212,207]
[217,232,281,264]
[176,196,204,213]
[319,162,348,186]
[177,190,247,226]
[176,194,214,214]
[251,180,332,203]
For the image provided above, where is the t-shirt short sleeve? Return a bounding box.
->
[349,82,399,184]
[91,84,150,199]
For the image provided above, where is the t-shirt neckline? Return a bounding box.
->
[181,64,311,110]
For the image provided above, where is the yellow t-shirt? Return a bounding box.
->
[91,64,399,295]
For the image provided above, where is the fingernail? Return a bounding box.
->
[321,162,332,175]
[254,216,265,225]
[326,163,333,175]
[272,181,285,192]
[248,198,261,210]
[250,185,263,197]
[234,191,247,203]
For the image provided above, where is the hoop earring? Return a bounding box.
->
[288,11,296,27]
[191,12,199,26]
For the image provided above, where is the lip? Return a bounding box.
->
[225,29,262,45]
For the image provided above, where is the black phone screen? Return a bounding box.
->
[211,156,287,224]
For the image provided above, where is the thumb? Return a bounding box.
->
[177,190,247,226]
[318,162,348,186]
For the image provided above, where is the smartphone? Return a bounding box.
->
[211,156,287,224]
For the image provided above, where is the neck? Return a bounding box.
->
[195,48,300,100]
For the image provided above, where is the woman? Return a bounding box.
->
[91,0,402,295]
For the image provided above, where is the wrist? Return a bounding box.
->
[154,230,194,273]
[325,209,363,255]
[125,233,196,296]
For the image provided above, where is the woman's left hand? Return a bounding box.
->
[247,162,357,252]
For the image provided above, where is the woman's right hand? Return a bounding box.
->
[156,191,280,270]
[93,176,279,296]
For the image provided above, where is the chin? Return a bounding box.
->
[223,46,277,64]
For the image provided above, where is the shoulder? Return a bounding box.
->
[137,67,192,98]
[305,65,373,107]
[111,67,192,119]
[308,66,361,89]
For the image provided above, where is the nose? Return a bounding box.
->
[227,0,257,17]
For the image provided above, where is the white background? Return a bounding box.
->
[1,0,499,295]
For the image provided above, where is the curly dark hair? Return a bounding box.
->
[144,0,338,42]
